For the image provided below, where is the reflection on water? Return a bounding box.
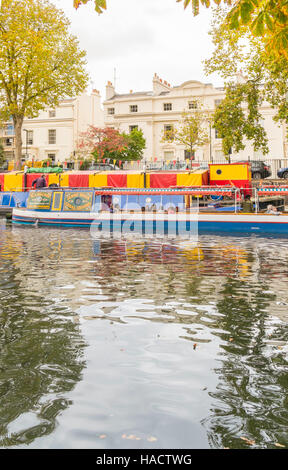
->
[0,220,287,448]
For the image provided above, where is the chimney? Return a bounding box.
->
[153,73,172,95]
[106,81,115,100]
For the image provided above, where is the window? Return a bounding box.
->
[108,107,115,115]
[5,138,13,147]
[48,129,56,144]
[129,125,138,133]
[163,103,172,111]
[188,101,197,110]
[130,105,138,113]
[5,124,14,136]
[27,130,33,145]
[164,124,174,133]
[214,99,223,108]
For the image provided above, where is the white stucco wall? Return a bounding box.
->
[20,91,104,163]
[103,76,287,163]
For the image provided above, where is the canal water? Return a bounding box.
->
[0,219,287,449]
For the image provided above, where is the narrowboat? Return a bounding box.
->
[11,186,288,236]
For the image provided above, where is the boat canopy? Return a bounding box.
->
[93,187,238,197]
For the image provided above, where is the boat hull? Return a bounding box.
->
[12,208,288,236]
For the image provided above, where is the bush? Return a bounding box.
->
[80,160,92,170]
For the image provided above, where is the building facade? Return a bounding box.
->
[0,90,104,165]
[103,73,287,163]
[1,75,286,168]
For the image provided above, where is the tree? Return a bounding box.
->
[0,140,5,167]
[213,83,269,157]
[0,0,88,168]
[74,0,288,61]
[74,0,107,14]
[205,7,288,155]
[162,110,208,157]
[77,126,128,160]
[120,129,146,161]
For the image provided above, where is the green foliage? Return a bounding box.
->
[162,109,209,154]
[175,0,288,60]
[0,0,88,167]
[74,0,107,14]
[0,140,5,167]
[205,6,288,154]
[79,159,92,170]
[213,82,269,155]
[79,126,146,162]
[120,129,146,161]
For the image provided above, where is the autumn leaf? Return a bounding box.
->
[122,434,141,441]
[240,436,256,445]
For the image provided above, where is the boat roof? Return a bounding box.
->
[31,186,237,196]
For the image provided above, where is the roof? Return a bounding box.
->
[106,91,153,100]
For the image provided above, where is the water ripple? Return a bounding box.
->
[0,223,287,448]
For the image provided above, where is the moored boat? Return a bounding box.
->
[11,186,288,236]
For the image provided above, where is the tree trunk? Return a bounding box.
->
[13,116,24,170]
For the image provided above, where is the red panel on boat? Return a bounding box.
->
[107,174,127,187]
[0,173,4,191]
[150,173,177,188]
[202,171,209,186]
[210,179,252,196]
[69,174,89,188]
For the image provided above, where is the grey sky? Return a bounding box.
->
[52,0,222,100]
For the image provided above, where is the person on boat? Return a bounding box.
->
[32,175,47,189]
[266,204,281,215]
[168,206,176,214]
[241,194,254,213]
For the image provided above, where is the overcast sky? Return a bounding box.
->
[52,0,223,100]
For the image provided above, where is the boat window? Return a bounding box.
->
[52,192,63,211]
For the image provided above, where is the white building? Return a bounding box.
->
[0,90,104,164]
[103,73,287,163]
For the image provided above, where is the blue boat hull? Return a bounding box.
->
[12,211,288,236]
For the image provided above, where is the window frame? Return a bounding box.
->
[130,105,138,113]
[163,103,172,111]
[48,129,56,145]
